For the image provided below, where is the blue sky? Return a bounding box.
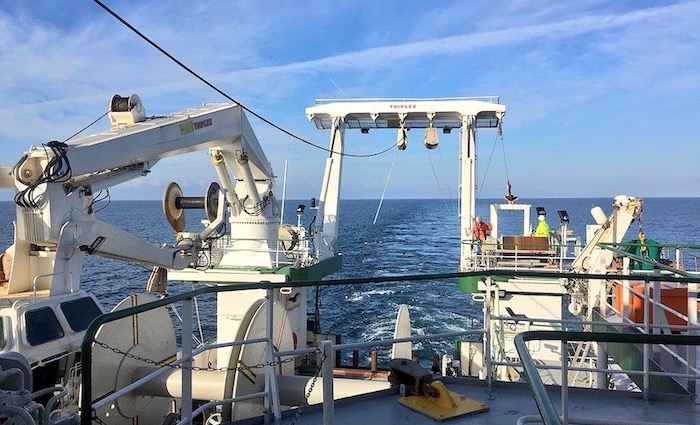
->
[1,1,699,201]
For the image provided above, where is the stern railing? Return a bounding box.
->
[515,331,700,425]
[78,270,700,425]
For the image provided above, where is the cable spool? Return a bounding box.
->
[163,182,186,232]
[222,299,294,422]
[278,225,299,251]
[109,94,146,128]
[92,293,176,424]
[110,95,131,112]
[162,182,221,232]
[110,94,143,113]
[204,181,220,223]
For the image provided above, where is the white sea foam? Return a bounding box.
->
[347,288,396,302]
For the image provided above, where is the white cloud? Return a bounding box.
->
[0,1,698,201]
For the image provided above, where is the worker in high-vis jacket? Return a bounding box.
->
[534,214,551,237]
[472,216,492,242]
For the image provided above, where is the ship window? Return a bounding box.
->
[25,307,64,346]
[60,297,102,332]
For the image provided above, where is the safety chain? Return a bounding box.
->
[93,340,325,424]
[91,409,107,425]
[289,351,327,425]
[93,340,296,371]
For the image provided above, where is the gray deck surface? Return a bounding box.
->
[276,377,700,425]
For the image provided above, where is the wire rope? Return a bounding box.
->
[437,149,457,213]
[499,129,510,182]
[372,147,399,225]
[477,132,499,198]
[426,150,451,213]
[64,111,109,142]
[92,0,395,159]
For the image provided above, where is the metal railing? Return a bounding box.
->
[598,241,700,273]
[196,234,317,269]
[77,269,700,425]
[515,331,700,425]
[79,272,485,425]
[464,239,583,272]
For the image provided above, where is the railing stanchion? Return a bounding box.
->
[485,276,493,399]
[265,286,282,422]
[643,278,650,400]
[561,338,568,425]
[652,269,661,337]
[689,279,698,395]
[595,342,607,389]
[181,297,193,424]
[320,340,335,424]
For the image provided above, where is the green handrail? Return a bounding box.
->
[598,242,700,250]
[514,331,700,425]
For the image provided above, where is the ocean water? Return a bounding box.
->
[1,197,699,365]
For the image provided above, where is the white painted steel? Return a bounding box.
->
[391,304,412,359]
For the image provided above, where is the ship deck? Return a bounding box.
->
[278,377,700,425]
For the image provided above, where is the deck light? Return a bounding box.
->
[296,204,306,227]
[558,210,569,224]
[396,127,408,150]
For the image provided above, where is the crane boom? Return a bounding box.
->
[6,97,276,295]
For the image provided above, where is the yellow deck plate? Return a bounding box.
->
[397,381,489,421]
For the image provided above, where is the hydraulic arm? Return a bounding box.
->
[6,95,276,295]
